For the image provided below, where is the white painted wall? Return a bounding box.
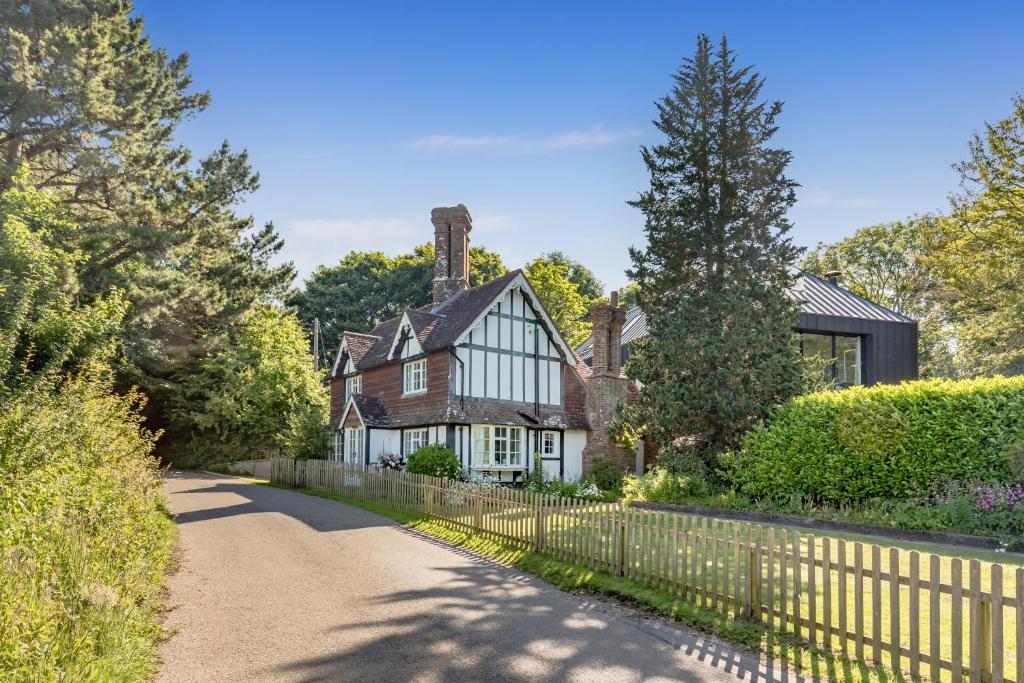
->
[453,287,564,407]
[563,430,586,481]
[369,429,400,462]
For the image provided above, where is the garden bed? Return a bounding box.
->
[630,500,1012,552]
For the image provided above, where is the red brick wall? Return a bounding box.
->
[581,375,639,474]
[329,351,452,428]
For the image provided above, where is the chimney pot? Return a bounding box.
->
[610,290,619,308]
[824,270,842,286]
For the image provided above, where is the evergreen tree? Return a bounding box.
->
[626,35,804,465]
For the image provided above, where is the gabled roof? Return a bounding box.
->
[338,394,392,429]
[575,273,914,361]
[331,270,526,375]
[789,272,915,323]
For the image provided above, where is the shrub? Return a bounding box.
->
[0,377,172,680]
[588,457,627,494]
[524,477,603,500]
[622,466,708,504]
[721,376,1024,504]
[657,441,710,480]
[406,444,462,479]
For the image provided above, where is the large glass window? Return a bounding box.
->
[403,359,427,394]
[404,428,429,455]
[800,332,862,388]
[472,425,524,468]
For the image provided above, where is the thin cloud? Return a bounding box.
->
[408,124,640,153]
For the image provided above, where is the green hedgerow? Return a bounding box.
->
[406,444,462,479]
[720,376,1024,504]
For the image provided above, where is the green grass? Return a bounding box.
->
[260,481,915,683]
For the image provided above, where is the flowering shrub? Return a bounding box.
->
[523,476,604,500]
[377,452,405,471]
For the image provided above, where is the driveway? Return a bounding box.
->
[159,471,812,683]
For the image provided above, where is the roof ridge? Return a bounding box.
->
[344,331,382,339]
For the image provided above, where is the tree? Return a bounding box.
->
[1,1,294,456]
[618,282,641,310]
[625,34,804,466]
[801,217,956,377]
[525,256,590,348]
[289,243,507,356]
[541,251,604,301]
[924,94,1024,376]
[175,307,329,463]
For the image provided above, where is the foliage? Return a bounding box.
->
[378,452,405,471]
[524,476,603,500]
[721,376,1024,504]
[618,282,641,310]
[406,444,462,479]
[288,242,508,357]
[621,466,709,504]
[801,217,956,378]
[656,440,710,481]
[525,256,591,347]
[0,376,173,680]
[587,457,628,494]
[540,251,604,301]
[173,307,329,464]
[1,1,295,459]
[923,94,1024,377]
[0,176,126,391]
[626,35,805,466]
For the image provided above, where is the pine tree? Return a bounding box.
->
[626,34,804,465]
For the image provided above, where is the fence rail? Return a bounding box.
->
[270,458,1024,683]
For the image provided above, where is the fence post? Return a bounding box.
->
[747,534,760,619]
[533,494,544,551]
[617,505,628,577]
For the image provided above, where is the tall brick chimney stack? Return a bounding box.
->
[431,205,472,307]
[589,290,626,376]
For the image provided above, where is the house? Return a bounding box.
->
[328,205,637,481]
[575,271,919,387]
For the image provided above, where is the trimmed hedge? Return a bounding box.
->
[721,377,1024,504]
[406,444,461,479]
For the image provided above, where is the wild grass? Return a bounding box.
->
[0,379,175,681]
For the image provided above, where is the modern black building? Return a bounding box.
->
[576,272,919,387]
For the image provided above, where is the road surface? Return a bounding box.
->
[159,471,812,683]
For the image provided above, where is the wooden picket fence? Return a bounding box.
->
[271,458,1024,682]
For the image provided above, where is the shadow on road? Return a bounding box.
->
[267,525,817,683]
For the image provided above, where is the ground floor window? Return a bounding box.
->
[345,427,364,464]
[333,431,344,461]
[800,332,862,387]
[471,425,524,468]
[404,428,429,455]
[542,431,558,456]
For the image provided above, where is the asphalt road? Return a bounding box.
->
[159,471,813,683]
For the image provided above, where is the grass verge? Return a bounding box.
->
[261,481,909,683]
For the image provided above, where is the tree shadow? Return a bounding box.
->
[266,526,820,683]
[163,471,394,533]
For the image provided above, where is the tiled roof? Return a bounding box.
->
[338,270,523,373]
[575,273,914,361]
[447,400,590,431]
[351,395,391,427]
[344,332,380,367]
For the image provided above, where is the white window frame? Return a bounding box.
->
[345,374,362,398]
[404,428,430,455]
[345,427,364,465]
[542,431,557,456]
[403,359,427,395]
[472,425,524,468]
[333,431,344,461]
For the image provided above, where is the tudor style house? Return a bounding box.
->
[328,205,637,481]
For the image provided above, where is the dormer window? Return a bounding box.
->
[345,374,362,398]
[403,359,427,395]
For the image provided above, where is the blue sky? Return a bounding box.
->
[136,1,1024,292]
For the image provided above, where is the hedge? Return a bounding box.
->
[721,376,1024,504]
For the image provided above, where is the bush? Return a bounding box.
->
[622,466,709,504]
[0,378,172,680]
[588,457,627,494]
[657,441,710,480]
[524,477,603,500]
[406,444,462,479]
[721,376,1024,504]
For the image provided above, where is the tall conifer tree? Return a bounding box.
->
[626,35,803,464]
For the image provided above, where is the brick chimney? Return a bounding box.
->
[431,205,472,307]
[582,289,637,475]
[589,290,626,376]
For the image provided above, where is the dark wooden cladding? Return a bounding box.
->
[796,312,918,386]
